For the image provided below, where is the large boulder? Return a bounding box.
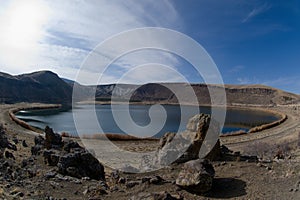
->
[57,150,105,180]
[154,114,220,166]
[176,159,215,193]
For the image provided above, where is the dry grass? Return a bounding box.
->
[243,139,296,160]
[248,112,287,133]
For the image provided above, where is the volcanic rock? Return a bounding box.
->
[57,150,105,180]
[44,126,63,149]
[176,159,215,193]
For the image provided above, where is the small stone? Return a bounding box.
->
[4,151,15,160]
[149,176,164,184]
[21,159,28,167]
[22,140,28,147]
[12,138,19,144]
[118,177,126,184]
[45,171,57,179]
[126,181,140,188]
[82,177,91,181]
[141,177,151,183]
[221,161,226,166]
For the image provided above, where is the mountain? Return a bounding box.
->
[0,71,72,104]
[0,70,299,106]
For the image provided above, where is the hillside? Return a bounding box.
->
[0,71,299,106]
[91,83,300,106]
[0,71,72,104]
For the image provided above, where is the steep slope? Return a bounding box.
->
[0,71,72,104]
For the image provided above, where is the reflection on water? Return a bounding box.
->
[16,104,279,137]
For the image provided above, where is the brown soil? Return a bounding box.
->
[0,103,299,200]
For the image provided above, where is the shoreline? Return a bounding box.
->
[7,102,290,140]
[9,104,62,133]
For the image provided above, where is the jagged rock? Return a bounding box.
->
[178,114,211,162]
[43,150,61,166]
[0,125,9,149]
[31,144,44,155]
[57,150,105,180]
[155,114,220,166]
[44,126,63,149]
[158,132,176,149]
[176,159,215,193]
[0,125,17,151]
[63,140,82,153]
[34,135,45,146]
[205,139,221,161]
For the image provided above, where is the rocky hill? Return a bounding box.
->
[0,71,299,106]
[91,83,300,106]
[0,71,72,104]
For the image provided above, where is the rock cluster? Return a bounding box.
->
[152,114,220,193]
[32,126,105,180]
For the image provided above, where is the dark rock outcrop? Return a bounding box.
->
[0,124,17,151]
[57,150,105,180]
[44,126,63,149]
[31,126,105,180]
[176,159,215,193]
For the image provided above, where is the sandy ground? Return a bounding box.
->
[1,103,300,199]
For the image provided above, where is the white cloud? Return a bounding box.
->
[0,0,182,81]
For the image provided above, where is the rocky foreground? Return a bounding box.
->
[0,104,300,199]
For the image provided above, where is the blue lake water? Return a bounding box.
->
[15,104,279,137]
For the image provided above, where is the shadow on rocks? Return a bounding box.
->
[205,178,247,198]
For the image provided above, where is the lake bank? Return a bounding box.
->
[13,103,283,138]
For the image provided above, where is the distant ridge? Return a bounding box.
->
[0,71,72,104]
[1,70,299,106]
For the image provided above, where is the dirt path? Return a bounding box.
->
[221,105,300,153]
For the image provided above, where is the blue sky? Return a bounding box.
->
[0,0,299,94]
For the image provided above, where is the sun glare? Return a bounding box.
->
[5,0,49,47]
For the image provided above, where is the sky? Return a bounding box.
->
[0,0,299,94]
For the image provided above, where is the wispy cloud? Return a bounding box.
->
[242,3,271,23]
[0,0,183,83]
